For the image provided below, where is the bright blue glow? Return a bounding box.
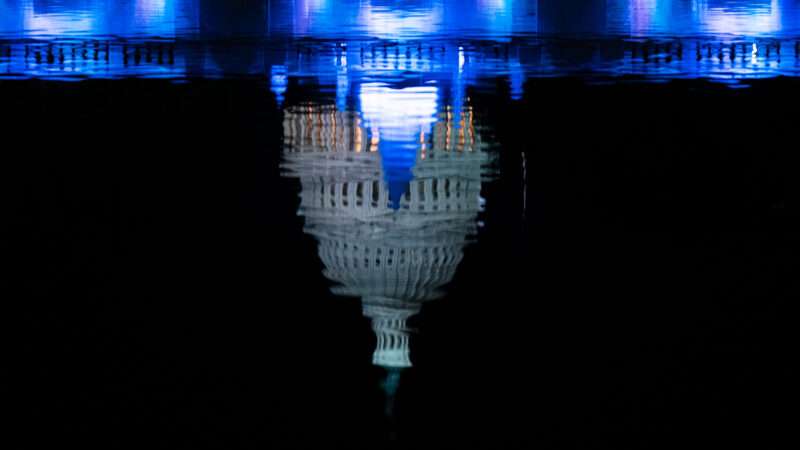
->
[5,1,800,40]
[359,83,439,209]
[608,0,792,37]
[698,0,783,36]
[5,1,800,83]
[285,0,539,40]
[0,0,183,38]
[0,0,540,40]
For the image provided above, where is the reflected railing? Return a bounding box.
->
[4,35,800,85]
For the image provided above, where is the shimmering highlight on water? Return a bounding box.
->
[2,1,800,84]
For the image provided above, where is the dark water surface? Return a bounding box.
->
[2,1,797,448]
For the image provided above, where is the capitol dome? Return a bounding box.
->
[282,94,492,370]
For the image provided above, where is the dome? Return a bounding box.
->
[282,99,491,369]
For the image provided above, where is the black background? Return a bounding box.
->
[2,76,796,448]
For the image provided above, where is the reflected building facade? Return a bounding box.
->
[7,1,800,83]
[5,1,800,41]
[607,0,799,37]
[267,0,537,39]
[281,81,492,405]
[0,0,197,38]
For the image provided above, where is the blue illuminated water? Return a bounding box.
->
[3,1,800,83]
[3,1,800,40]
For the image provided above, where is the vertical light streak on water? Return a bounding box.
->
[336,54,349,111]
[359,83,439,209]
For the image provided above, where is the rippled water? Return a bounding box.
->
[4,2,796,447]
[3,1,800,82]
[3,0,800,40]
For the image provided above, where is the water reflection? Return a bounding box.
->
[5,1,800,40]
[0,0,197,38]
[3,1,800,83]
[607,0,793,37]
[359,83,440,209]
[281,81,492,411]
[281,0,538,39]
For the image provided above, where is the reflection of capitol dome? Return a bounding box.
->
[283,96,491,370]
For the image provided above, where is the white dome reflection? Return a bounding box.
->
[282,92,492,376]
[359,83,439,142]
